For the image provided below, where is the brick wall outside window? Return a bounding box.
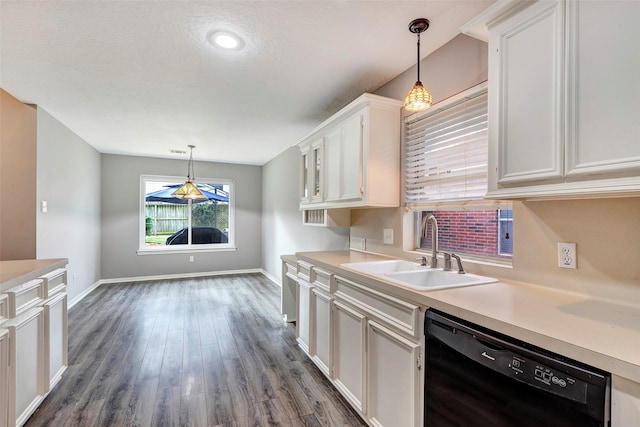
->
[420,210,510,258]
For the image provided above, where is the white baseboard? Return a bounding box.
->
[261,269,281,287]
[68,280,103,309]
[98,268,264,285]
[69,268,275,308]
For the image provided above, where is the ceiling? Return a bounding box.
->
[0,1,493,165]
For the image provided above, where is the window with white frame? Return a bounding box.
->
[404,83,513,260]
[139,175,234,252]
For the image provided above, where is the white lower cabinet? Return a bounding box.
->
[5,308,45,427]
[367,320,421,427]
[0,328,8,427]
[310,288,332,377]
[332,300,366,414]
[294,267,423,427]
[43,292,68,391]
[612,375,640,427]
[296,279,312,355]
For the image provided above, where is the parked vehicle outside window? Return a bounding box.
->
[140,176,234,251]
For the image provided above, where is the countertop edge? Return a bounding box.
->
[0,258,69,292]
[295,250,640,384]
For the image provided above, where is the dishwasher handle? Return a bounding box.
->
[427,318,508,370]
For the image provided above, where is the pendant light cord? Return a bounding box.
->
[416,32,421,84]
[188,145,196,181]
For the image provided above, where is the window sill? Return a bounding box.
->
[137,246,237,255]
[405,249,513,269]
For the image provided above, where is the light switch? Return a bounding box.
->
[41,200,48,213]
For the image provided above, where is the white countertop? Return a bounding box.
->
[0,259,68,292]
[295,250,640,383]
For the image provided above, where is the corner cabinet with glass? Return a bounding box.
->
[298,93,403,218]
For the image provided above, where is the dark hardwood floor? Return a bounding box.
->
[25,274,367,427]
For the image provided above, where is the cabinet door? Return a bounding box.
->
[6,308,45,427]
[44,292,68,391]
[310,140,324,203]
[367,320,421,427]
[310,289,332,377]
[492,0,564,184]
[296,279,312,355]
[340,113,364,201]
[0,329,8,427]
[332,300,366,414]
[324,128,342,202]
[300,148,310,204]
[612,375,640,427]
[565,0,640,176]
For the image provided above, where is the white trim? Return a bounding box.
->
[99,268,264,285]
[67,269,277,309]
[137,247,237,255]
[261,269,280,287]
[460,0,531,42]
[68,280,103,309]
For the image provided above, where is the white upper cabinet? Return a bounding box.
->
[565,0,640,177]
[491,0,565,185]
[298,94,402,209]
[469,0,640,198]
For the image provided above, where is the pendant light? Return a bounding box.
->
[172,145,208,200]
[404,18,433,112]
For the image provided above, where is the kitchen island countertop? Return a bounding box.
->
[296,250,640,383]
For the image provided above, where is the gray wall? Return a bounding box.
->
[36,108,102,302]
[101,154,262,279]
[261,147,349,281]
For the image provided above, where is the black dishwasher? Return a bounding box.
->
[425,310,610,427]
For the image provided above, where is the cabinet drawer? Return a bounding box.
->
[312,267,332,293]
[0,294,7,323]
[6,279,45,318]
[297,261,313,282]
[284,262,297,280]
[40,268,67,298]
[334,275,421,339]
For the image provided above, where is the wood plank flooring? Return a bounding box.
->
[25,273,367,427]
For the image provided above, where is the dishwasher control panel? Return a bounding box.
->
[506,356,585,403]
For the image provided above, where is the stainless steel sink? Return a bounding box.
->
[341,260,497,291]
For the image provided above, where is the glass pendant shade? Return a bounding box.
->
[172,180,207,200]
[404,81,432,112]
[405,18,432,113]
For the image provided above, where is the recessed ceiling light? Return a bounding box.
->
[208,31,244,50]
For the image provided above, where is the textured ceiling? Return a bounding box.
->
[0,1,493,165]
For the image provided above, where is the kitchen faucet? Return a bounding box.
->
[421,214,439,268]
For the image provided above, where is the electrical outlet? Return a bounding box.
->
[189,255,194,263]
[558,242,576,269]
[383,229,394,245]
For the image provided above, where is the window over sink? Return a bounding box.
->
[138,175,235,253]
[403,82,513,261]
[417,208,513,260]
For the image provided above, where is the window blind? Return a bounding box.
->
[404,88,488,206]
